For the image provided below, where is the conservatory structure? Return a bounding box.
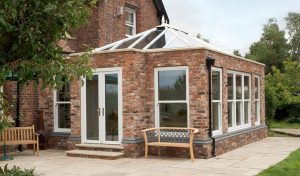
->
[46,24,267,158]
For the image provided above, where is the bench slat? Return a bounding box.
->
[147,142,189,148]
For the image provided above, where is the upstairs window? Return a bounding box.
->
[125,7,136,36]
[54,83,71,132]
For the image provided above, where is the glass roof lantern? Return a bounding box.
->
[95,24,229,54]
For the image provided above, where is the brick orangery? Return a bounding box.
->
[3,1,267,159]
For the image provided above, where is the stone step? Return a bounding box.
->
[66,150,124,160]
[75,144,124,152]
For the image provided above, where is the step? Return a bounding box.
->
[75,144,124,152]
[66,150,124,160]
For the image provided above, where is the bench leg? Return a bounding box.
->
[33,143,36,155]
[190,146,195,162]
[145,145,148,159]
[36,143,39,156]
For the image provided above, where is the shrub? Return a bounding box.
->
[0,164,37,176]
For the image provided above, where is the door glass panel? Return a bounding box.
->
[86,75,99,141]
[105,74,119,141]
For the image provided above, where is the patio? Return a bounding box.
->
[1,137,300,176]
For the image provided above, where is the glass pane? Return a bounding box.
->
[149,31,174,49]
[57,83,70,101]
[57,104,70,129]
[228,102,233,127]
[158,70,186,101]
[236,74,242,99]
[164,37,189,48]
[212,70,221,100]
[159,103,187,127]
[255,101,260,122]
[212,102,220,131]
[227,73,234,100]
[126,26,134,36]
[236,101,242,126]
[117,36,140,49]
[86,75,99,141]
[244,76,250,99]
[105,74,119,141]
[133,30,163,49]
[244,101,249,124]
[255,77,259,99]
[125,11,134,25]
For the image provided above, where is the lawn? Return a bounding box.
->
[269,120,300,129]
[258,148,300,176]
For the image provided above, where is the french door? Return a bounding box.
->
[81,68,122,144]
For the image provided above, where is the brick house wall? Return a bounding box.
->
[63,48,266,158]
[2,0,161,150]
[60,0,160,53]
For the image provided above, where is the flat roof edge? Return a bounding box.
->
[69,47,265,66]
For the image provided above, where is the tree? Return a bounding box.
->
[266,60,300,120]
[246,19,289,73]
[0,0,96,130]
[233,49,242,57]
[286,12,300,61]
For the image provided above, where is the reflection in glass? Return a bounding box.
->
[244,76,250,99]
[236,75,242,99]
[159,103,187,127]
[227,73,234,100]
[149,31,174,49]
[236,101,242,126]
[133,30,163,49]
[228,102,233,127]
[244,101,249,124]
[255,101,259,122]
[86,75,99,141]
[212,71,221,100]
[57,104,70,128]
[255,77,259,99]
[158,70,186,101]
[117,36,141,49]
[164,37,189,48]
[212,102,220,131]
[105,74,119,141]
[57,83,70,101]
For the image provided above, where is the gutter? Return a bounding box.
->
[206,56,216,157]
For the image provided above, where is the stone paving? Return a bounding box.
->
[1,137,300,176]
[271,128,300,137]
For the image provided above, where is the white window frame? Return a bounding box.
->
[53,85,71,133]
[125,7,136,37]
[0,86,3,115]
[227,71,251,132]
[212,67,222,136]
[255,75,260,125]
[154,66,189,128]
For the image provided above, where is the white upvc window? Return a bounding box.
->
[255,76,260,125]
[212,67,222,135]
[227,71,251,132]
[0,86,3,115]
[154,67,189,127]
[54,83,71,132]
[125,7,136,37]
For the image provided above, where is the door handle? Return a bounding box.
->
[102,107,105,116]
[96,107,101,117]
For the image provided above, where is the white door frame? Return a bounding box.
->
[81,67,122,144]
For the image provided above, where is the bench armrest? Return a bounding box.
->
[34,133,40,136]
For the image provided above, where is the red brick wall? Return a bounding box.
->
[60,0,160,52]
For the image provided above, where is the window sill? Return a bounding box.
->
[228,124,251,133]
[54,129,71,133]
[212,130,222,136]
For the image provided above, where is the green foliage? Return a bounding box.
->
[258,148,300,176]
[247,19,289,74]
[0,0,96,89]
[286,13,300,61]
[233,49,242,57]
[0,164,37,176]
[269,120,300,129]
[265,60,300,120]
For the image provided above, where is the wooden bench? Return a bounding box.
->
[142,127,199,161]
[0,125,40,156]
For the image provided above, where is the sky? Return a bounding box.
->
[163,0,300,55]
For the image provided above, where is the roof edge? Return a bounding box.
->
[70,47,265,66]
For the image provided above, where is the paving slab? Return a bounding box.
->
[1,137,300,176]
